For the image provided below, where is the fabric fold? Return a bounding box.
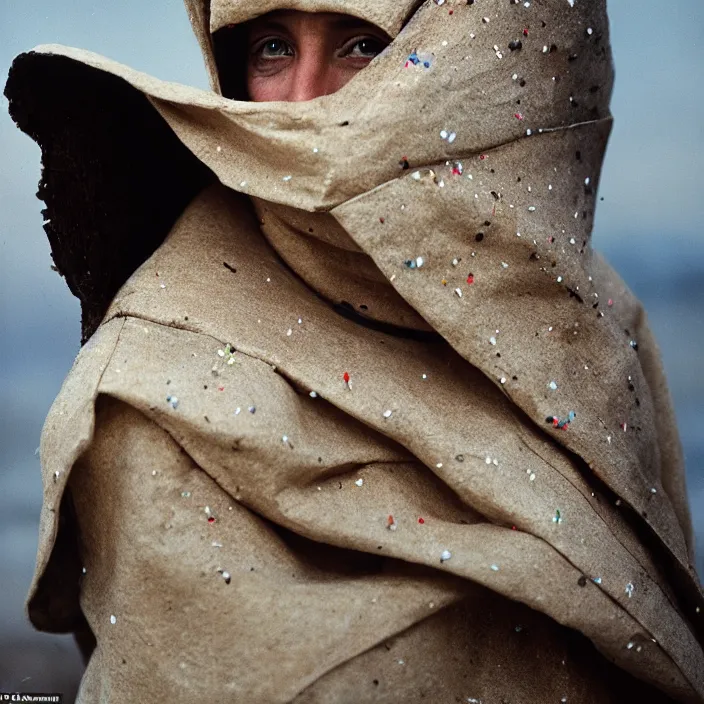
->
[29,183,703,700]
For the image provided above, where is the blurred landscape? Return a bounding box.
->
[1,0,702,699]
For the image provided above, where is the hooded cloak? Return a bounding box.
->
[5,0,703,701]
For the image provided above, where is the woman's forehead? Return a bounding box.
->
[245,10,389,34]
[208,0,417,37]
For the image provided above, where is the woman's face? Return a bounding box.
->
[245,11,390,102]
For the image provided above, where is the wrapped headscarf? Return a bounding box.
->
[5,0,703,701]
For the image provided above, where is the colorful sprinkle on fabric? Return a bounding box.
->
[547,411,576,430]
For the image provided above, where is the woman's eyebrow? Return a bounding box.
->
[245,15,389,41]
[330,17,389,35]
[248,20,290,36]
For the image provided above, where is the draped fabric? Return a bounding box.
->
[4,0,703,701]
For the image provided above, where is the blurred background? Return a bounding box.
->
[1,0,702,699]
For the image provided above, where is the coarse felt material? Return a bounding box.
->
[4,0,703,701]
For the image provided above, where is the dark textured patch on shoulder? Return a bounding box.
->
[5,52,214,342]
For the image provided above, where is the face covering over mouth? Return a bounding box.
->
[5,1,704,702]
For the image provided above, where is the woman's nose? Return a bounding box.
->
[287,50,339,102]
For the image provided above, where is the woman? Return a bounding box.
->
[5,0,703,701]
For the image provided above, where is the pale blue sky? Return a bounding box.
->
[0,0,702,687]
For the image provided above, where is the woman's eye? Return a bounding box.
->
[257,38,293,59]
[345,37,386,59]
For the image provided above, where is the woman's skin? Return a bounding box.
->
[245,11,391,102]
